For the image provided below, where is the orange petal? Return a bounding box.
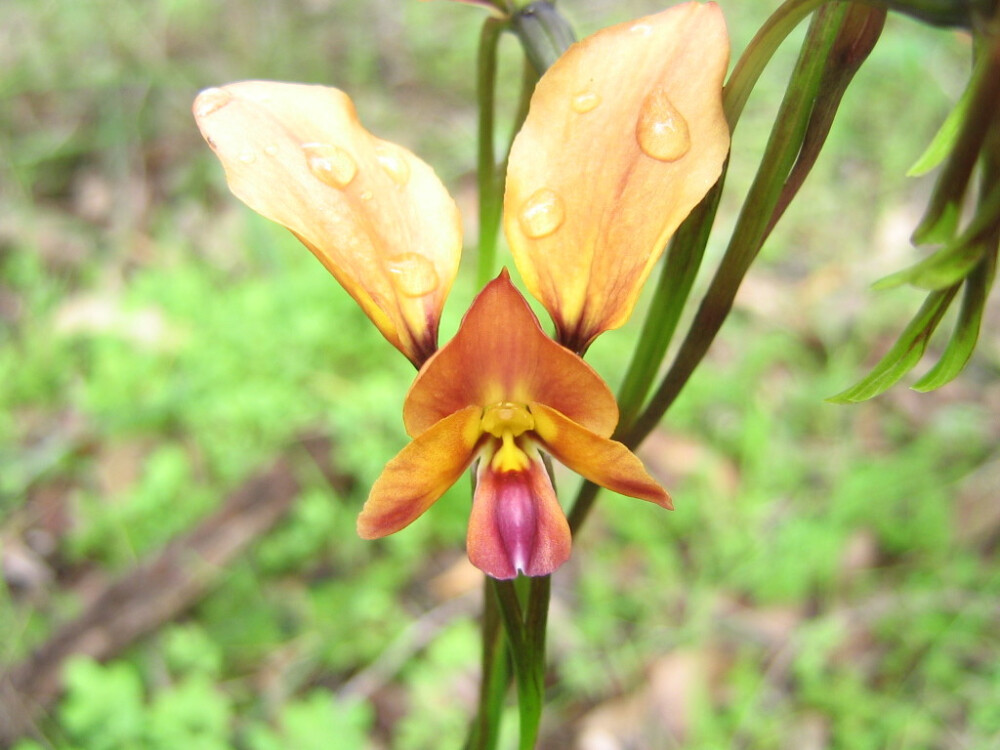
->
[503,3,730,352]
[403,270,618,438]
[530,402,672,509]
[468,445,571,579]
[193,81,462,367]
[357,405,483,538]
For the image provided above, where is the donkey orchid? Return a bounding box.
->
[193,2,730,578]
[357,270,671,578]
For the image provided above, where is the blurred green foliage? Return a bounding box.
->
[1,0,998,748]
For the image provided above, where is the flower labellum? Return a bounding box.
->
[193,81,462,367]
[503,2,731,352]
[358,272,671,579]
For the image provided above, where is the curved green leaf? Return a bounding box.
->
[827,285,959,403]
[913,250,997,391]
[908,84,972,177]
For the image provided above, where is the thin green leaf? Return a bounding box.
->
[913,201,963,246]
[912,38,1000,245]
[872,236,988,290]
[827,285,960,403]
[913,249,997,391]
[907,85,972,177]
[874,175,1000,289]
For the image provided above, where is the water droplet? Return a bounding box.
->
[518,188,565,239]
[375,143,411,185]
[194,87,232,118]
[264,144,278,156]
[571,91,601,114]
[238,150,256,164]
[359,190,374,202]
[636,89,690,162]
[302,142,357,188]
[630,22,653,36]
[386,253,439,297]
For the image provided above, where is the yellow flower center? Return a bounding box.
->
[481,402,534,473]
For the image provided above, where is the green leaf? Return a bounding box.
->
[913,252,996,391]
[828,286,959,403]
[875,176,1000,290]
[907,86,971,177]
[873,235,989,291]
[912,201,963,246]
[912,39,1000,245]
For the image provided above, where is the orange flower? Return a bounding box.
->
[193,2,730,577]
[504,2,730,352]
[192,81,462,368]
[357,271,670,579]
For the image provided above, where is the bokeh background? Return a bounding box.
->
[2,0,998,748]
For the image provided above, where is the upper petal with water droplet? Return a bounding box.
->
[192,81,462,367]
[503,2,730,352]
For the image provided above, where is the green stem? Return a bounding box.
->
[913,12,1000,244]
[503,58,539,178]
[525,574,550,699]
[467,577,510,750]
[614,178,727,433]
[723,0,827,127]
[511,1,575,76]
[580,0,831,530]
[626,3,852,448]
[490,578,544,750]
[477,17,507,288]
[613,0,826,432]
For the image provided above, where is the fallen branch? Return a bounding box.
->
[0,444,325,747]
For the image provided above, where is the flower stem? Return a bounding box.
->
[467,576,510,750]
[477,17,507,289]
[490,576,547,750]
[627,2,861,447]
[577,0,832,532]
[723,0,827,127]
[612,0,826,435]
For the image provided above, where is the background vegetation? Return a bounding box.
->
[1,0,997,747]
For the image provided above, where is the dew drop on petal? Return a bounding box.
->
[636,89,690,162]
[630,22,653,36]
[238,150,256,164]
[570,91,601,114]
[194,87,232,118]
[302,142,358,188]
[375,143,411,185]
[264,144,278,156]
[517,188,565,239]
[386,253,440,298]
[359,190,374,201]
